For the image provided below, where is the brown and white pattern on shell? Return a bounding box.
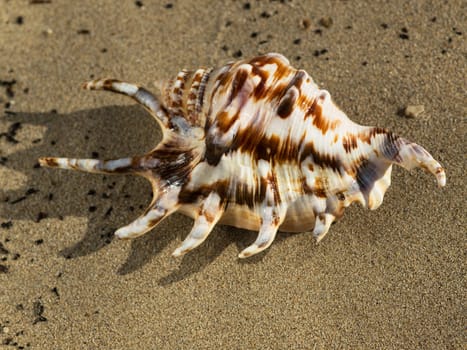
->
[39,53,446,258]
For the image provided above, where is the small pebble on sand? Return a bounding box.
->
[404,105,425,118]
[319,16,333,28]
[301,18,311,29]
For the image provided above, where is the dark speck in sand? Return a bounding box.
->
[301,18,311,29]
[399,27,409,39]
[51,287,60,298]
[32,300,47,324]
[77,29,90,35]
[164,3,173,9]
[0,264,9,273]
[104,206,113,217]
[0,242,9,255]
[135,0,143,7]
[34,239,44,245]
[313,49,328,57]
[36,212,48,223]
[10,196,26,205]
[15,16,24,25]
[233,50,243,58]
[1,221,13,229]
[1,79,16,98]
[0,121,22,144]
[243,2,251,10]
[26,188,39,196]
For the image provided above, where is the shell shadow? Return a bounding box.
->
[116,217,273,281]
[1,106,293,281]
[1,106,164,261]
[156,226,257,285]
[156,228,299,285]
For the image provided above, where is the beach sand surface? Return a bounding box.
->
[0,1,465,349]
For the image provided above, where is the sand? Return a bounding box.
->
[0,0,465,349]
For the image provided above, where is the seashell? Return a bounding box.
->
[39,53,446,258]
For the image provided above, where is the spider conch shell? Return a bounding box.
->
[39,53,446,258]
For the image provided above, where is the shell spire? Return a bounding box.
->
[39,53,445,259]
